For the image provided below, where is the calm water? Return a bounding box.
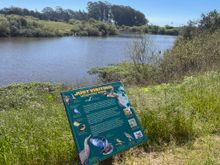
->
[0,34,176,86]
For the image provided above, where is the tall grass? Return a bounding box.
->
[0,72,219,164]
[128,72,220,145]
[0,83,78,164]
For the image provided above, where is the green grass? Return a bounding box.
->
[37,19,73,34]
[128,71,220,145]
[0,83,78,164]
[115,135,220,165]
[0,72,220,164]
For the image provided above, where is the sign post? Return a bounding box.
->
[99,157,113,165]
[61,82,147,165]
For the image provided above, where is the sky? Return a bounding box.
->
[0,0,220,26]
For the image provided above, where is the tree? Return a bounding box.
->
[127,35,160,83]
[111,5,147,26]
[42,7,54,20]
[87,1,112,22]
[72,10,88,20]
[181,21,197,39]
[199,10,220,32]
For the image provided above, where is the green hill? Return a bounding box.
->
[0,71,219,164]
[0,15,118,37]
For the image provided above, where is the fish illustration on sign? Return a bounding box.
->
[90,137,113,155]
[79,135,91,165]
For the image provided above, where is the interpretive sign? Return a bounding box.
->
[61,82,147,165]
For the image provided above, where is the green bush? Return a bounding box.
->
[1,14,180,37]
[161,30,220,81]
[129,72,220,145]
[86,26,100,36]
[71,19,118,36]
[77,30,89,36]
[107,24,118,35]
[0,15,10,36]
[88,63,134,83]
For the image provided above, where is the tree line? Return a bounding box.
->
[0,1,147,26]
[181,10,220,39]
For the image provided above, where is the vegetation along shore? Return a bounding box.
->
[0,2,180,37]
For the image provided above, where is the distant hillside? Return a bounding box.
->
[0,15,118,37]
[0,2,147,27]
[0,5,181,37]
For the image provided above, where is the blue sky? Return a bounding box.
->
[0,0,219,26]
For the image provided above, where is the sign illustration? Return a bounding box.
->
[61,82,148,165]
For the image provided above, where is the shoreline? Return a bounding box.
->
[0,32,179,39]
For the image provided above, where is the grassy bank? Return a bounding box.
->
[0,15,118,37]
[0,71,219,164]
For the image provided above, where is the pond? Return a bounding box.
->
[0,34,177,86]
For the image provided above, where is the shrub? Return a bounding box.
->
[0,15,10,36]
[77,30,88,36]
[107,24,118,35]
[161,30,220,81]
[86,26,100,36]
[132,72,220,145]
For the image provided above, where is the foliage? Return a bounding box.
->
[162,29,220,81]
[0,83,78,164]
[0,6,88,22]
[71,19,118,36]
[199,10,220,32]
[0,15,118,37]
[87,1,112,22]
[119,25,180,35]
[0,2,148,26]
[0,15,74,37]
[0,72,219,164]
[111,4,147,26]
[0,5,180,37]
[125,36,162,84]
[128,72,220,144]
[88,63,133,83]
[181,10,220,39]
[0,15,10,36]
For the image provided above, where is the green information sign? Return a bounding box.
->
[61,82,147,165]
